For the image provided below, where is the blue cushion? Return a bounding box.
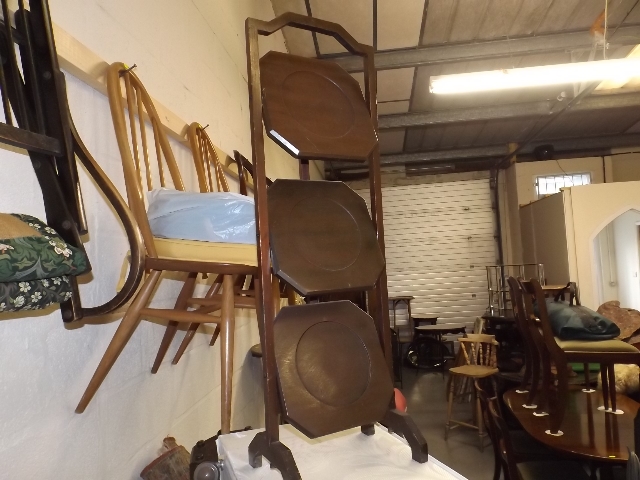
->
[540,300,620,340]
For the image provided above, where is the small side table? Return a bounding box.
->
[409,323,467,376]
[389,296,414,330]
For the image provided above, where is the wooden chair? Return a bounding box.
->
[0,0,145,323]
[75,63,259,435]
[150,124,258,372]
[445,333,499,450]
[520,278,640,436]
[487,397,590,480]
[507,276,543,408]
[475,378,567,480]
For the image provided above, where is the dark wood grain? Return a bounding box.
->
[504,387,639,463]
[260,52,376,162]
[268,179,385,296]
[244,12,425,477]
[274,301,393,438]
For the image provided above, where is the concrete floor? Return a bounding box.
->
[401,368,496,480]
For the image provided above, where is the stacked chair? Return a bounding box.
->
[508,276,640,436]
[482,382,591,480]
[74,63,261,436]
[0,0,144,322]
[242,13,428,479]
[150,123,259,373]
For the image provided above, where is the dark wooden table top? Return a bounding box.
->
[415,323,467,334]
[504,387,640,463]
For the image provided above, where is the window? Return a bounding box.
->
[535,173,591,199]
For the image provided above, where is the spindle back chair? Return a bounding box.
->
[76,63,259,437]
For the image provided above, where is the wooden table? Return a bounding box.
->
[409,323,467,372]
[504,387,640,464]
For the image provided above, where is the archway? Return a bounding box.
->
[593,208,640,309]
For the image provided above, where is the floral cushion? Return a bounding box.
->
[0,276,73,312]
[0,214,88,282]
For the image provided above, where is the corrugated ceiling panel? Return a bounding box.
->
[476,0,524,39]
[377,0,425,50]
[378,100,411,115]
[270,0,317,57]
[472,118,536,146]
[421,0,457,45]
[509,0,555,36]
[405,128,426,151]
[536,0,582,32]
[358,179,496,325]
[562,0,609,31]
[378,68,415,102]
[310,0,373,54]
[379,130,407,154]
[449,0,491,42]
[436,122,485,148]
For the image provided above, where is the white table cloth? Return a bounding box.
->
[217,424,467,480]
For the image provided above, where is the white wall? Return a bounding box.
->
[563,181,640,309]
[501,156,606,268]
[594,224,620,304]
[612,210,640,310]
[0,1,302,478]
[515,157,605,206]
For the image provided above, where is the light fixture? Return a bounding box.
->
[429,58,640,94]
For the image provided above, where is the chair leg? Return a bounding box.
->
[601,364,610,412]
[76,270,162,413]
[535,352,551,416]
[492,437,502,480]
[525,351,540,407]
[210,325,221,346]
[519,342,533,392]
[445,375,455,440]
[607,364,617,413]
[476,390,484,452]
[549,361,568,435]
[150,273,198,373]
[172,323,200,365]
[220,274,235,434]
[583,363,594,392]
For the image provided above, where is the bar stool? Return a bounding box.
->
[445,334,499,450]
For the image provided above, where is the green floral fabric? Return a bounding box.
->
[0,276,73,312]
[0,214,88,282]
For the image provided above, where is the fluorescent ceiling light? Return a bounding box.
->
[429,58,640,94]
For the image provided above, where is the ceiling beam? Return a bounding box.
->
[379,92,640,129]
[327,133,640,171]
[330,25,640,72]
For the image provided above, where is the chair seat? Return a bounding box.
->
[154,237,258,266]
[449,365,498,378]
[556,337,639,353]
[517,460,590,480]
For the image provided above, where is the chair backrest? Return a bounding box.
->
[487,397,520,480]
[474,378,500,453]
[106,62,185,257]
[473,316,485,334]
[628,449,640,480]
[0,2,144,321]
[520,278,563,357]
[507,276,541,359]
[458,334,498,367]
[187,122,229,193]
